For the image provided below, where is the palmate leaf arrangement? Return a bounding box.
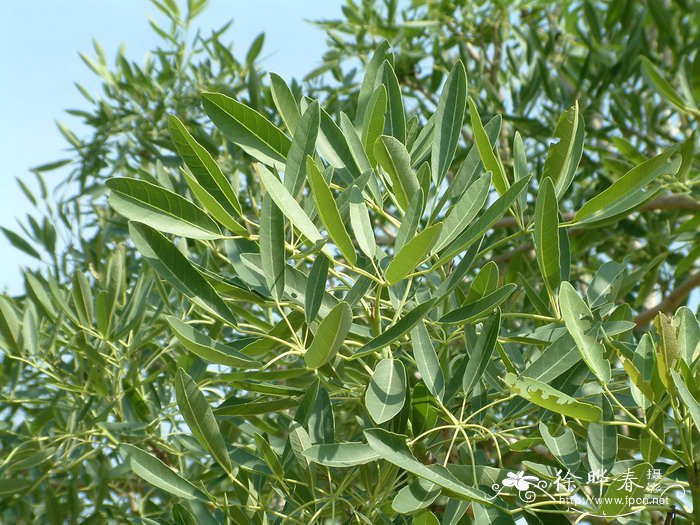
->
[30,40,700,522]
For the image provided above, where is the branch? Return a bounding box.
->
[634,272,700,326]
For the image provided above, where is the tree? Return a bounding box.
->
[0,1,699,523]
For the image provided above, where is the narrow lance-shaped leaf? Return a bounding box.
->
[362,85,387,167]
[671,369,700,433]
[305,254,329,323]
[432,172,491,254]
[306,157,357,265]
[462,309,501,396]
[356,299,437,358]
[202,91,291,169]
[284,101,319,196]
[641,56,693,113]
[386,223,442,285]
[435,175,531,266]
[364,429,492,505]
[439,284,516,325]
[254,163,322,245]
[395,190,424,252]
[542,102,585,200]
[356,41,391,125]
[504,373,602,422]
[107,178,222,240]
[128,222,237,327]
[349,186,377,259]
[269,72,301,132]
[469,97,509,195]
[119,444,207,501]
[168,115,242,216]
[586,395,617,473]
[305,301,353,369]
[259,193,286,300]
[411,321,445,401]
[539,422,580,472]
[166,316,260,367]
[432,61,467,185]
[175,368,232,473]
[365,358,407,424]
[374,135,420,211]
[377,60,406,143]
[559,282,611,382]
[533,177,561,296]
[574,144,680,222]
[303,443,380,467]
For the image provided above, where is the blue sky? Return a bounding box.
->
[0,0,342,294]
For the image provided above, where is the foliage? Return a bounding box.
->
[1,1,700,524]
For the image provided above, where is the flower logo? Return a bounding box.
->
[502,471,540,492]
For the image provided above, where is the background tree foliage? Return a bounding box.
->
[1,0,699,523]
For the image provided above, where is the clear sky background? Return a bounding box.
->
[0,0,342,295]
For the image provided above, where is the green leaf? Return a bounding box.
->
[356,41,391,125]
[349,186,376,259]
[128,222,237,326]
[542,103,585,200]
[395,190,424,252]
[465,261,499,302]
[411,321,445,401]
[374,135,420,211]
[533,177,561,295]
[432,61,467,184]
[269,73,300,132]
[303,443,379,467]
[641,56,692,112]
[175,368,232,473]
[363,428,491,504]
[169,115,242,217]
[504,373,602,422]
[462,309,500,396]
[340,112,372,174]
[677,306,700,365]
[586,395,617,473]
[306,157,357,265]
[600,463,650,517]
[559,282,611,382]
[377,60,405,143]
[202,91,291,169]
[119,444,207,501]
[439,284,516,325]
[392,478,440,514]
[254,164,322,245]
[386,223,442,284]
[539,422,580,472]
[305,254,329,323]
[575,144,681,222]
[305,301,353,369]
[587,260,625,309]
[469,97,508,195]
[362,85,387,167]
[107,178,222,240]
[356,299,437,358]
[1,227,41,260]
[435,175,531,264]
[365,358,406,424]
[432,172,491,254]
[259,193,286,300]
[317,105,361,175]
[284,101,319,196]
[166,316,259,367]
[671,369,700,432]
